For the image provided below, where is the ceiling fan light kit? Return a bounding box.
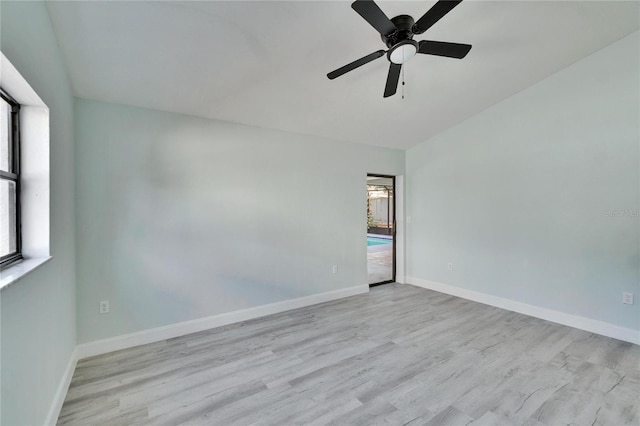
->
[388,40,418,65]
[328,0,472,98]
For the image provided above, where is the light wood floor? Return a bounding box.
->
[58,284,640,425]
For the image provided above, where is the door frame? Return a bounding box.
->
[367,173,396,287]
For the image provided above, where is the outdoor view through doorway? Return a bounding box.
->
[367,175,395,285]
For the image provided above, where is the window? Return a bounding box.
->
[0,52,50,288]
[0,88,21,269]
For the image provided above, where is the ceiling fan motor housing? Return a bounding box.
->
[382,15,419,64]
[381,15,415,48]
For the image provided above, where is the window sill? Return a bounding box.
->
[0,256,52,291]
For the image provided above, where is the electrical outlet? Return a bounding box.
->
[447,262,453,271]
[99,300,110,314]
[332,265,338,274]
[623,292,634,305]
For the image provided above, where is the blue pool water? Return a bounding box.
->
[367,237,392,246]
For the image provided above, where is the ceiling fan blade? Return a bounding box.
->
[351,0,397,36]
[383,63,401,98]
[418,40,471,59]
[414,0,463,34]
[327,50,386,80]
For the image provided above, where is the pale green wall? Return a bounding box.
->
[74,99,405,343]
[0,1,77,425]
[406,31,640,331]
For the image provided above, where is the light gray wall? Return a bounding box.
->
[75,99,404,343]
[406,31,639,331]
[0,1,77,425]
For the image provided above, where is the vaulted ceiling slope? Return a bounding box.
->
[46,1,639,150]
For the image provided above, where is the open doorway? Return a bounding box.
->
[367,175,395,286]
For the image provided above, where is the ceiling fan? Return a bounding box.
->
[327,0,472,98]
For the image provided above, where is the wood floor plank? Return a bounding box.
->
[58,284,640,425]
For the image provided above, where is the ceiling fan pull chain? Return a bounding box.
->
[402,65,405,99]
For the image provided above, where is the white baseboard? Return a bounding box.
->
[406,277,640,345]
[44,347,78,425]
[77,285,369,360]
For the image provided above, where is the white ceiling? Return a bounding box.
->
[46,1,639,150]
